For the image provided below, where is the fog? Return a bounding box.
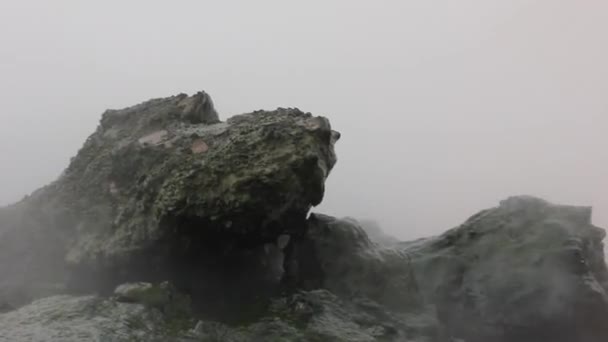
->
[1,0,606,240]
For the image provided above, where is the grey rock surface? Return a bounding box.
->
[114,282,155,303]
[407,196,608,342]
[358,218,401,246]
[288,214,424,312]
[0,295,189,342]
[0,290,437,342]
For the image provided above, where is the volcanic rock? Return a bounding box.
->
[2,91,608,342]
[0,92,339,316]
[406,196,608,342]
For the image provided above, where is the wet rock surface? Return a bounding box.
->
[0,92,607,341]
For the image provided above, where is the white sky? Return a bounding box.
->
[1,1,607,239]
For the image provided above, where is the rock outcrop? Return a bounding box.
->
[406,196,608,342]
[1,91,607,342]
[0,92,339,318]
[287,214,423,311]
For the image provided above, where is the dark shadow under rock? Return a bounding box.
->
[285,214,426,313]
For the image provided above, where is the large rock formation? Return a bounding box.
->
[0,91,340,318]
[287,214,423,311]
[407,196,608,342]
[1,91,607,341]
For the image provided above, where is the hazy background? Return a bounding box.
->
[1,1,606,240]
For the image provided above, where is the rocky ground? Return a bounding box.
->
[0,91,606,341]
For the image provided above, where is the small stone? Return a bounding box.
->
[114,282,154,303]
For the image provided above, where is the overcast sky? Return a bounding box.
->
[0,1,606,239]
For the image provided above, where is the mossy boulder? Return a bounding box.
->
[0,91,340,310]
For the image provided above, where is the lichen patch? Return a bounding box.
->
[191,139,209,154]
[138,130,168,146]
